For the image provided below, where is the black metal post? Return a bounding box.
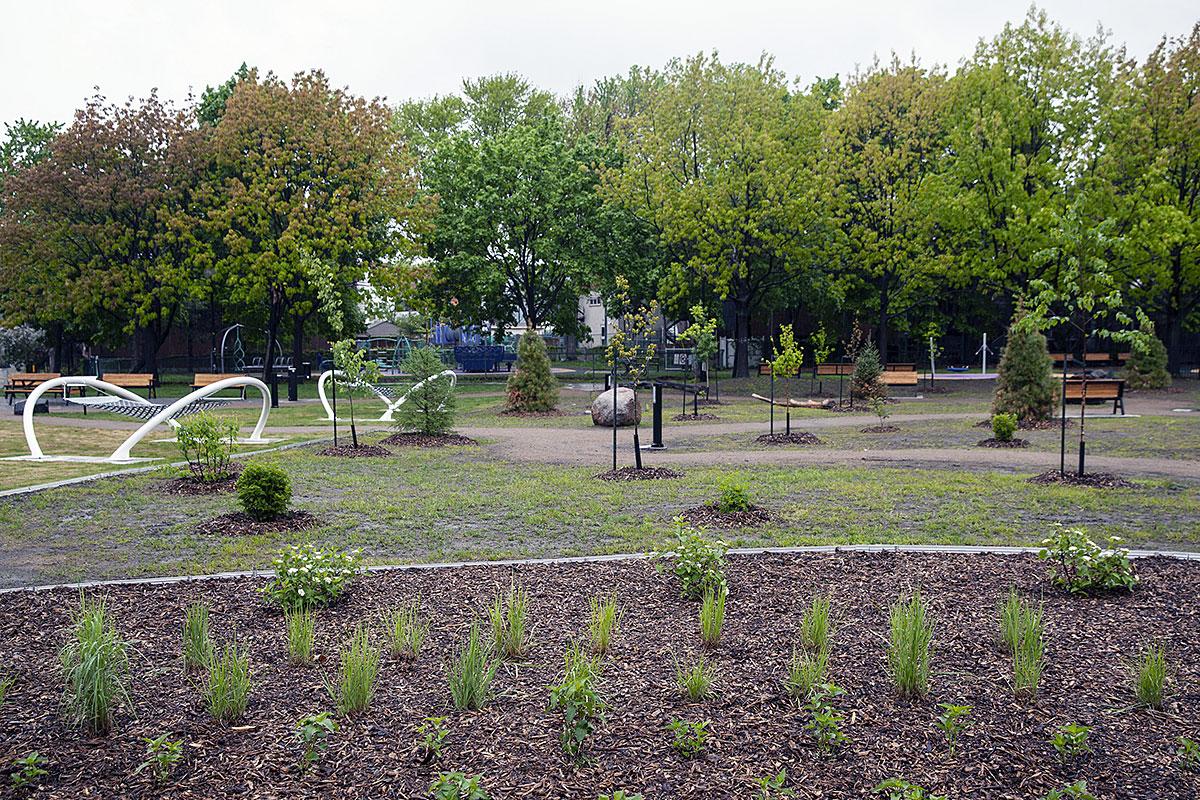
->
[270,370,279,408]
[611,363,618,473]
[769,369,775,435]
[287,368,298,402]
[651,383,664,449]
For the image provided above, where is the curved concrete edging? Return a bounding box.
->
[3,542,1196,595]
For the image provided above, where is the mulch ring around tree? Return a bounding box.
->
[1028,470,1136,489]
[594,466,682,481]
[755,431,822,445]
[976,437,1029,448]
[3,551,1198,799]
[378,432,479,448]
[317,444,394,458]
[678,503,775,528]
[194,510,321,536]
[974,418,1075,430]
[157,463,244,495]
[860,425,900,433]
[672,412,720,422]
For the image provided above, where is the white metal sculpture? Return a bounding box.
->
[317,369,457,423]
[5,375,273,464]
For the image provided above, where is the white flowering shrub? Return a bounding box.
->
[1037,526,1138,593]
[261,544,362,609]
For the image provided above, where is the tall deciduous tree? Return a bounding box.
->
[207,70,430,385]
[605,53,825,377]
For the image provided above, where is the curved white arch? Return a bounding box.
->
[14,376,273,463]
[317,369,457,423]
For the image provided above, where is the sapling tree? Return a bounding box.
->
[395,347,456,435]
[770,325,805,435]
[606,276,659,470]
[307,250,361,447]
[679,304,719,404]
[329,340,381,449]
[809,324,834,394]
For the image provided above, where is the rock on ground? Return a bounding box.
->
[591,386,642,427]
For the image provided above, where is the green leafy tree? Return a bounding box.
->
[606,276,660,468]
[197,63,251,126]
[993,308,1057,422]
[505,332,558,412]
[1125,319,1171,390]
[770,325,806,434]
[0,118,61,204]
[679,303,718,393]
[395,347,456,435]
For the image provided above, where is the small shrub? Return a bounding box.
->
[417,716,450,764]
[935,703,972,756]
[588,594,621,655]
[448,623,497,711]
[674,653,716,700]
[235,462,292,521]
[801,595,834,651]
[1038,527,1138,593]
[992,308,1056,422]
[395,346,457,435]
[991,413,1017,442]
[1041,781,1097,800]
[548,641,605,761]
[871,396,891,428]
[286,607,316,665]
[328,624,381,715]
[9,752,48,792]
[134,733,183,783]
[430,771,490,800]
[887,591,933,698]
[59,594,130,734]
[488,582,532,660]
[204,641,251,723]
[182,602,214,671]
[715,475,751,513]
[784,645,828,703]
[873,779,947,800]
[389,601,429,660]
[699,585,727,647]
[667,718,710,758]
[597,792,645,800]
[754,769,797,799]
[175,412,238,482]
[261,543,362,610]
[1050,723,1092,761]
[804,682,848,753]
[660,517,727,600]
[1133,643,1167,708]
[1177,737,1200,772]
[297,711,338,770]
[505,332,559,413]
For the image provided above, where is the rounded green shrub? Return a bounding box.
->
[993,310,1056,422]
[1125,320,1171,390]
[715,476,751,513]
[992,413,1018,442]
[236,463,291,521]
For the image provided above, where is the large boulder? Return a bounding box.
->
[591,386,641,427]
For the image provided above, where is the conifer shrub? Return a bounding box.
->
[993,311,1056,423]
[1125,320,1171,390]
[851,341,886,402]
[394,347,456,434]
[505,333,559,412]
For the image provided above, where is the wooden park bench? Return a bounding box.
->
[191,373,247,399]
[815,362,852,376]
[99,372,156,397]
[1064,378,1125,415]
[4,372,65,404]
[884,363,916,371]
[880,369,919,386]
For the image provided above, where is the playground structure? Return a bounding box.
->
[3,375,274,463]
[317,369,457,423]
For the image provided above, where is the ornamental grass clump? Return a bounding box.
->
[182,602,214,671]
[388,601,429,660]
[328,624,380,715]
[204,641,251,723]
[801,595,834,651]
[1133,643,1167,709]
[261,544,362,610]
[698,585,727,647]
[286,607,316,665]
[674,653,716,700]
[235,462,291,521]
[59,594,130,734]
[887,591,933,698]
[998,589,1045,698]
[784,645,829,703]
[488,582,532,660]
[448,623,497,711]
[588,594,621,656]
[1038,526,1137,593]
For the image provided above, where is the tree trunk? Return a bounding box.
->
[732,299,751,378]
[1164,311,1183,377]
[292,312,306,372]
[263,290,283,392]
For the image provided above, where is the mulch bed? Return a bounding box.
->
[317,444,394,458]
[0,551,1196,798]
[672,413,720,422]
[976,438,1030,448]
[860,425,900,433]
[193,510,321,536]
[379,432,479,448]
[974,418,1074,430]
[499,409,567,418]
[678,503,775,528]
[594,466,683,481]
[157,464,244,496]
[1027,470,1137,489]
[754,431,823,446]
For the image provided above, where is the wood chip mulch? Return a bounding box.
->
[1027,470,1137,489]
[194,510,321,536]
[672,413,720,422]
[974,418,1074,430]
[1,551,1197,799]
[860,425,901,433]
[755,431,822,445]
[157,465,243,496]
[317,444,394,458]
[677,503,775,528]
[499,408,567,418]
[976,438,1030,448]
[593,466,683,481]
[379,433,479,448]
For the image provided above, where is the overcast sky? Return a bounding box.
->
[1,1,1196,125]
